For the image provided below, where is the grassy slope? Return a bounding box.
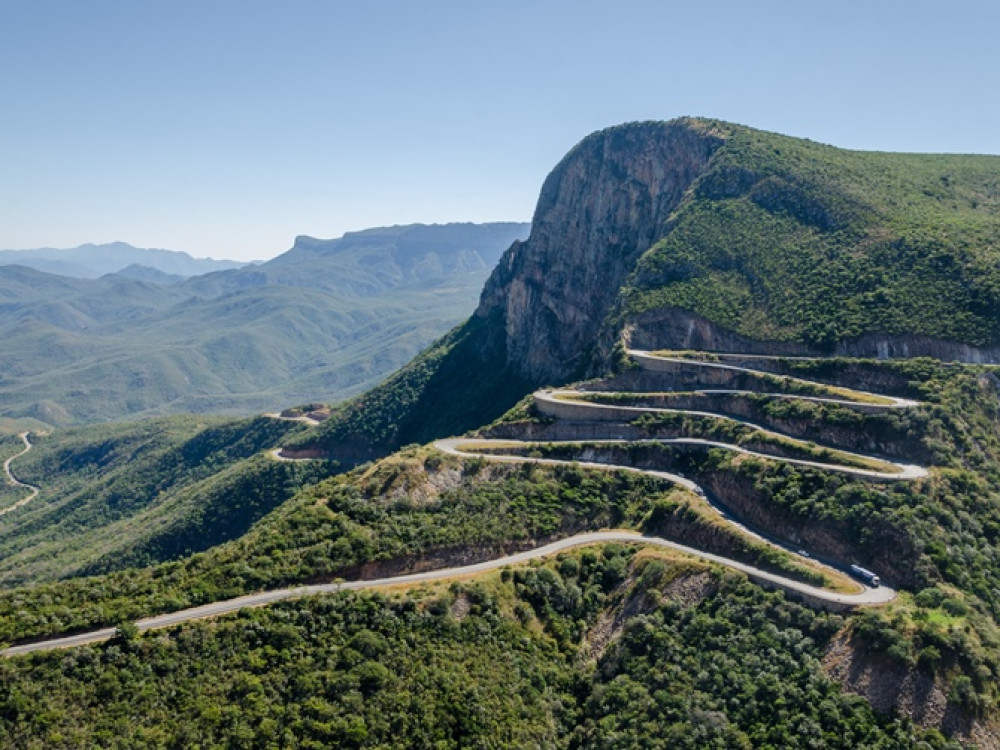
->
[0,416,336,585]
[625,121,1000,348]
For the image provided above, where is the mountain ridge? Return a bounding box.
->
[0,222,529,425]
[0,241,247,279]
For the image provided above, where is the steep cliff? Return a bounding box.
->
[300,117,1000,458]
[476,117,1000,381]
[476,120,724,381]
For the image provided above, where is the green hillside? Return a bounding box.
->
[0,416,336,585]
[0,553,950,748]
[624,121,1000,349]
[0,222,528,426]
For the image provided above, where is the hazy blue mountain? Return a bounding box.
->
[185,222,527,297]
[0,241,247,278]
[112,264,187,285]
[0,222,529,425]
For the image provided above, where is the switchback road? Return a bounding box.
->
[1,432,39,517]
[2,350,916,655]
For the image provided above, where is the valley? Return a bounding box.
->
[0,223,529,425]
[2,118,1000,746]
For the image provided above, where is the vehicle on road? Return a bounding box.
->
[850,564,881,587]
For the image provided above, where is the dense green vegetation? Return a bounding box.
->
[0,223,527,425]
[0,415,335,584]
[291,311,535,459]
[684,360,1000,714]
[625,120,1000,349]
[512,358,1000,714]
[0,550,953,748]
[0,453,679,643]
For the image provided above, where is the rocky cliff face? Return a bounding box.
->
[475,120,723,382]
[627,307,1000,363]
[472,118,1000,386]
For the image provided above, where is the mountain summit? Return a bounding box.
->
[301,117,1000,457]
[479,118,1000,385]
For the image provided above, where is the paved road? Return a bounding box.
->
[534,390,928,481]
[629,350,921,408]
[436,438,894,601]
[438,350,926,607]
[1,432,39,517]
[264,412,323,426]
[2,349,912,656]
[0,527,895,657]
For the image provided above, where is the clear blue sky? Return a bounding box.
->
[2,0,998,260]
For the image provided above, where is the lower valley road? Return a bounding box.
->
[1,529,894,657]
[1,432,39,518]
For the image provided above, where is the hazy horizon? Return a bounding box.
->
[3,1,998,261]
[0,221,531,264]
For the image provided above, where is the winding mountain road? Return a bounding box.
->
[1,432,39,517]
[533,390,928,481]
[435,349,928,608]
[0,527,895,657]
[2,350,922,656]
[628,350,921,409]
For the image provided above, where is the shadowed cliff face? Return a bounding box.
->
[476,121,723,382]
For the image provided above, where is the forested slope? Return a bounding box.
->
[0,416,336,585]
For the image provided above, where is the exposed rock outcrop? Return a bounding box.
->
[628,307,1000,363]
[476,120,723,382]
[823,631,1000,749]
[475,119,1000,393]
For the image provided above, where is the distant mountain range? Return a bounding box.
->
[0,222,529,425]
[0,241,248,279]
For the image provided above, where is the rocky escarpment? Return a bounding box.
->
[627,308,1000,364]
[823,632,1000,749]
[476,120,724,382]
[471,118,1000,386]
